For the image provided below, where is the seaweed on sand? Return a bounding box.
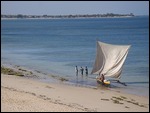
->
[1,66,24,76]
[49,74,68,82]
[101,98,109,101]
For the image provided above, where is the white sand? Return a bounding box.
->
[1,74,149,112]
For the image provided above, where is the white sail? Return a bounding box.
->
[91,41,131,79]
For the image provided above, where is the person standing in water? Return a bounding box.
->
[80,67,84,76]
[85,66,88,76]
[75,66,78,76]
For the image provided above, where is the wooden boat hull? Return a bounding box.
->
[96,78,110,86]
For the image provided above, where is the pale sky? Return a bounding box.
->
[1,1,149,15]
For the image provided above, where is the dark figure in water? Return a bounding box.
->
[80,67,84,76]
[85,66,88,76]
[75,66,78,76]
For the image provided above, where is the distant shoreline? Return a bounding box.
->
[1,16,135,20]
[1,13,134,20]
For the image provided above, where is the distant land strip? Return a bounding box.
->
[1,13,134,19]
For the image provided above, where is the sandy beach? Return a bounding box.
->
[1,66,149,112]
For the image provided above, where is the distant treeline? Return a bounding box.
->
[1,13,134,19]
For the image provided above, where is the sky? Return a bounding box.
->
[1,1,149,16]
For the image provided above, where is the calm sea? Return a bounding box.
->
[1,16,149,96]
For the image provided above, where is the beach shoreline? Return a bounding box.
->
[1,64,149,112]
[1,62,149,97]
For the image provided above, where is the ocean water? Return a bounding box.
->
[1,16,149,96]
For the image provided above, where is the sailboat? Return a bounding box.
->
[91,41,131,86]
